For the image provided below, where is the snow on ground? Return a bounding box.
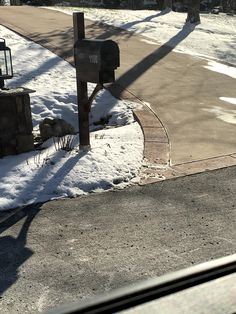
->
[0,25,143,211]
[204,60,236,79]
[46,7,236,66]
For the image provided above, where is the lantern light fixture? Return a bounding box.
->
[0,38,13,90]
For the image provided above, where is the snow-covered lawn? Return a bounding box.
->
[0,25,143,211]
[46,7,236,66]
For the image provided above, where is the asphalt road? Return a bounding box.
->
[0,166,236,313]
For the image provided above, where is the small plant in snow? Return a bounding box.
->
[28,149,52,167]
[53,135,75,152]
[34,150,42,167]
[42,150,54,166]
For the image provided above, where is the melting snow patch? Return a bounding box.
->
[203,106,236,125]
[140,38,158,45]
[204,61,236,79]
[220,97,236,106]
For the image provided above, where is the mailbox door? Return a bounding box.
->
[75,39,120,84]
[100,40,120,70]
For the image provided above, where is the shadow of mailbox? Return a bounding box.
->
[74,39,120,84]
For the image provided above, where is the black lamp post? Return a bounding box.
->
[0,38,13,90]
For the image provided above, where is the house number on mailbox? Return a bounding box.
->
[89,55,98,64]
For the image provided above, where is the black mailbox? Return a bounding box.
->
[74,39,120,84]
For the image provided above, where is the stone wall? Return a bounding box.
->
[0,89,34,157]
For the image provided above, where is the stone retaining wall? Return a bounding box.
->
[0,88,34,157]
